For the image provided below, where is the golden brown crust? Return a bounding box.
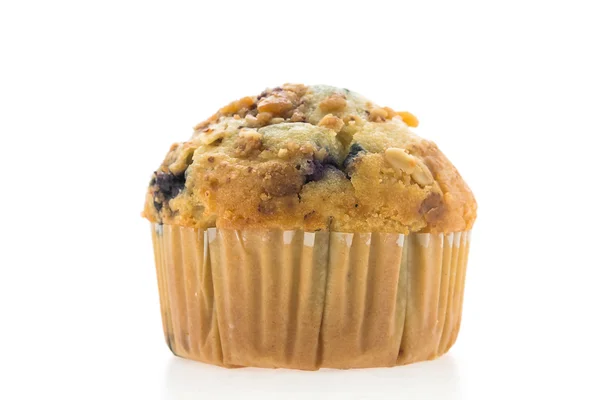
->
[142,84,476,233]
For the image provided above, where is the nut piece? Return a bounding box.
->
[385,147,417,175]
[411,163,434,186]
[343,114,363,125]
[244,114,259,127]
[168,145,196,175]
[368,107,389,122]
[319,94,347,112]
[314,147,328,161]
[257,94,294,116]
[278,148,289,159]
[397,111,419,127]
[318,114,344,132]
[290,111,305,122]
[219,96,255,115]
[385,147,433,186]
[235,128,263,157]
[239,128,262,140]
[383,107,396,117]
[256,112,272,125]
[200,129,226,145]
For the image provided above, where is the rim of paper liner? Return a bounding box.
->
[151,224,472,369]
[153,224,472,246]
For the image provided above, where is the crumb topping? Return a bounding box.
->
[143,84,476,233]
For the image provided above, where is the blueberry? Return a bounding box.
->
[155,172,186,200]
[342,143,366,170]
[305,155,340,183]
[152,171,186,213]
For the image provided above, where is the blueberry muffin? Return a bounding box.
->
[143,84,476,369]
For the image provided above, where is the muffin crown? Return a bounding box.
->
[143,84,476,233]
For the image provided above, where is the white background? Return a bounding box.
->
[1,1,599,399]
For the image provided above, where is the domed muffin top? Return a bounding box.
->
[143,84,476,233]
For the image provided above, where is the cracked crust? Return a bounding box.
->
[142,84,476,233]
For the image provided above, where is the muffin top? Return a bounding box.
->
[142,84,476,234]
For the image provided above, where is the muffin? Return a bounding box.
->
[143,84,477,369]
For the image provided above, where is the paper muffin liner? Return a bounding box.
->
[151,224,471,370]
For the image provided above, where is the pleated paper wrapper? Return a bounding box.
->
[151,224,471,370]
